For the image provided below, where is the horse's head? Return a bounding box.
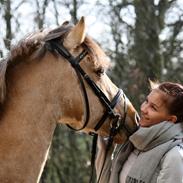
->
[42,17,139,143]
[3,17,139,144]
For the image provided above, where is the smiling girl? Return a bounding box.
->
[96,81,183,183]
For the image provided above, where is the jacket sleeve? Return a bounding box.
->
[157,145,183,183]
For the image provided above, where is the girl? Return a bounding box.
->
[96,81,183,183]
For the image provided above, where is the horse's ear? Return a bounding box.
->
[63,16,86,49]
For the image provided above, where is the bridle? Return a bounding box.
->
[46,39,128,133]
[46,38,131,182]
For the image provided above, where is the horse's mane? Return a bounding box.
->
[7,22,73,66]
[0,22,75,105]
[0,21,109,105]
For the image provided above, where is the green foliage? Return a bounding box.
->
[40,125,93,183]
[0,0,4,4]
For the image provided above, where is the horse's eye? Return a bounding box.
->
[95,68,105,76]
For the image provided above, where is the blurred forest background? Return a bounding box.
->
[0,0,183,182]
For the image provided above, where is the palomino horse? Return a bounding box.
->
[0,17,138,182]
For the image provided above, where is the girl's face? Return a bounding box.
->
[140,89,176,127]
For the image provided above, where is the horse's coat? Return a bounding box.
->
[0,17,138,182]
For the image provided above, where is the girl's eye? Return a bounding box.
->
[95,68,105,76]
[151,105,157,111]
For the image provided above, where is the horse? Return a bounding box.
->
[0,17,139,183]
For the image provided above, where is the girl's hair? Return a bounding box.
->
[150,81,183,122]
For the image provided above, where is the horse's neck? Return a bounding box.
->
[0,53,85,182]
[0,94,57,182]
[0,57,62,182]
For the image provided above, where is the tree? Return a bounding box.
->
[34,0,50,29]
[161,1,183,82]
[106,0,183,109]
[1,0,12,50]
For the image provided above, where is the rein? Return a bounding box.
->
[46,39,128,182]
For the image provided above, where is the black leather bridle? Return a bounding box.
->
[46,38,130,183]
[46,39,128,134]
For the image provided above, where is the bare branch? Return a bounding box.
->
[52,0,59,26]
[13,0,27,11]
[0,49,3,58]
[34,0,49,29]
